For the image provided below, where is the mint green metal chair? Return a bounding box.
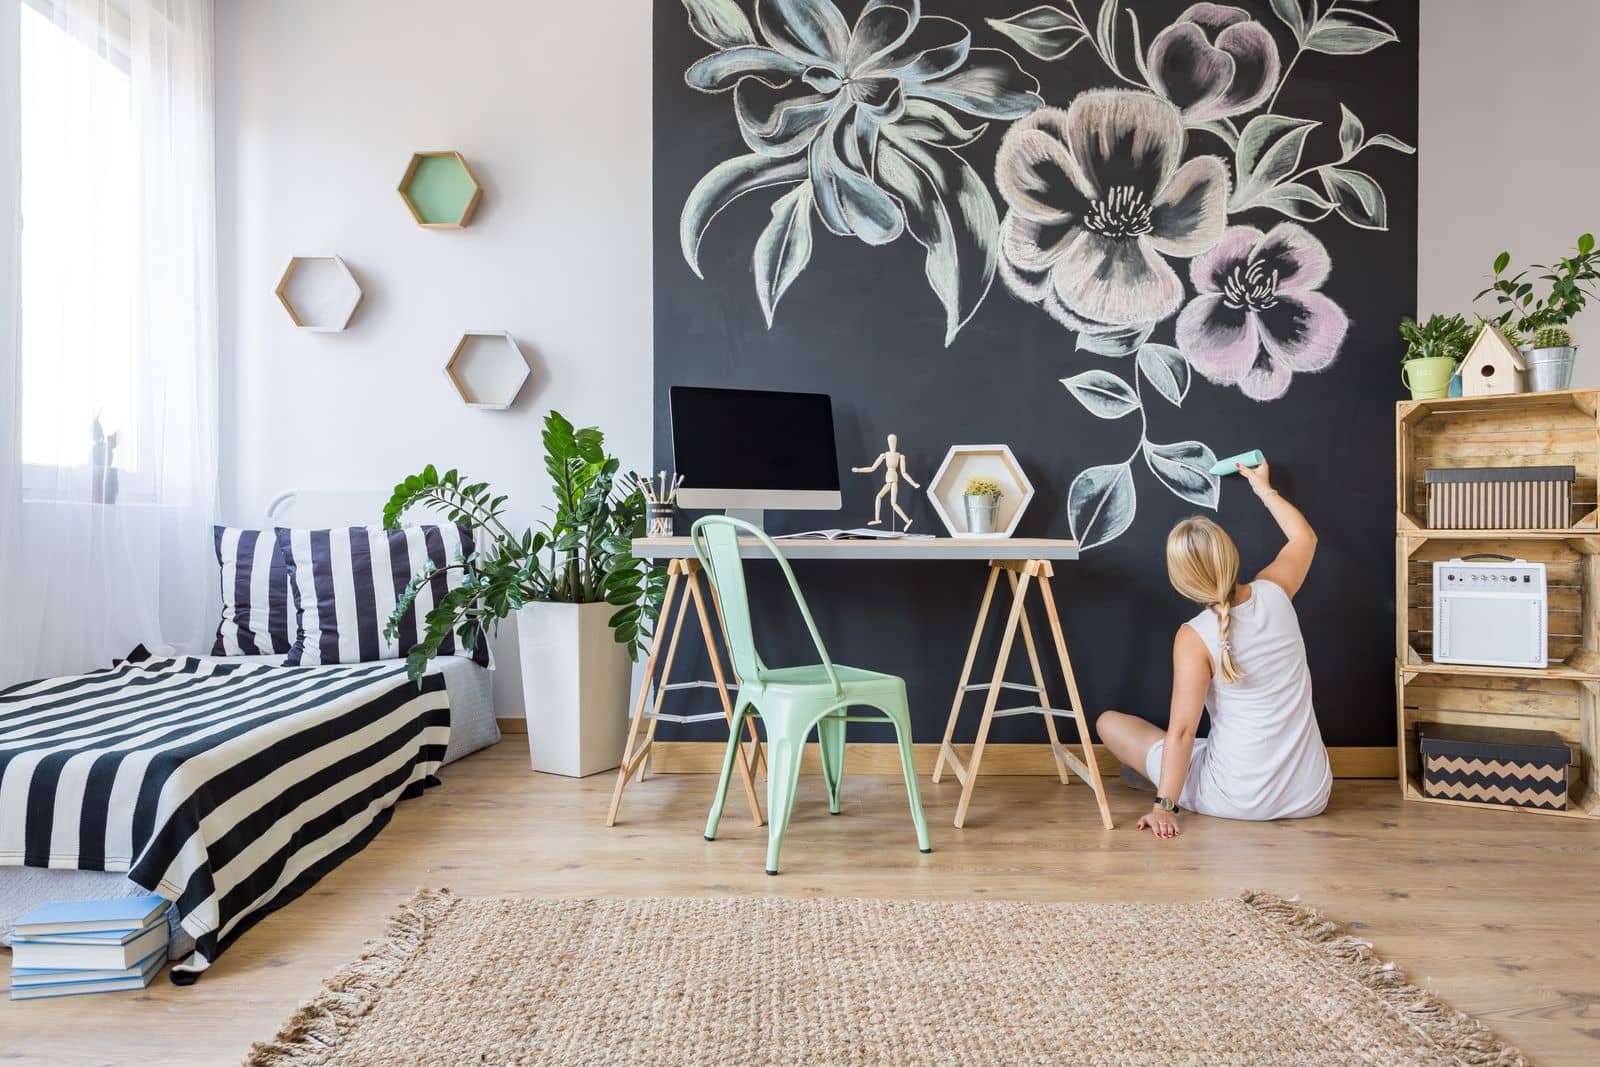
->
[693,516,931,875]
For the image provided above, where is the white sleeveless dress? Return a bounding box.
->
[1143,579,1332,820]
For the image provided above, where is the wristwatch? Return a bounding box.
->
[1154,795,1181,814]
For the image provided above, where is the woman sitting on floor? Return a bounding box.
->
[1097,461,1331,839]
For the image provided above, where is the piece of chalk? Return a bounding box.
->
[1209,449,1265,476]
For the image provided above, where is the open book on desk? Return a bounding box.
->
[777,529,936,541]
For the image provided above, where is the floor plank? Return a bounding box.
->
[3,738,1597,1065]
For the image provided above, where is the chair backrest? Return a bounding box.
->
[689,517,841,694]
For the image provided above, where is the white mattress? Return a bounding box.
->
[1,655,498,949]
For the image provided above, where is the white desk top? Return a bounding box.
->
[631,536,1080,562]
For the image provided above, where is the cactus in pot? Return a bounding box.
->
[1532,325,1574,350]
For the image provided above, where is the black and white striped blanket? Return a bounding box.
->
[0,656,449,981]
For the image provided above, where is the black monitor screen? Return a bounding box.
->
[670,386,840,491]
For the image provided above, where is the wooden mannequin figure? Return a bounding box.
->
[852,433,920,531]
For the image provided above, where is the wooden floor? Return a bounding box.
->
[4,739,1598,1066]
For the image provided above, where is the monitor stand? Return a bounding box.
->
[724,508,765,530]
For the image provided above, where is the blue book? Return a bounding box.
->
[11,894,169,937]
[14,919,166,947]
[11,922,168,971]
[9,947,164,1000]
[11,946,167,988]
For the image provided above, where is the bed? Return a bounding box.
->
[0,490,502,979]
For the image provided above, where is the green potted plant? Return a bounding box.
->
[384,411,666,777]
[1475,233,1597,391]
[963,474,1003,535]
[1399,313,1474,399]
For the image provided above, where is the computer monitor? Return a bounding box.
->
[670,386,842,529]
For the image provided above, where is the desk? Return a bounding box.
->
[607,536,1113,831]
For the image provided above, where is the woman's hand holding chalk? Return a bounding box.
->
[1210,449,1265,476]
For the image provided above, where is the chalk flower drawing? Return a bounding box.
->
[994,91,1228,331]
[984,0,1414,547]
[1176,223,1347,400]
[678,0,1044,343]
[1146,3,1279,122]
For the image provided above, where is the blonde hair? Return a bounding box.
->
[1166,516,1245,683]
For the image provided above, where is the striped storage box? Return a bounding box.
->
[1424,465,1574,530]
[1418,723,1571,811]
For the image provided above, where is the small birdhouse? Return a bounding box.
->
[1458,324,1526,397]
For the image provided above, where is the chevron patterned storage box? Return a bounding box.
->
[1418,722,1570,810]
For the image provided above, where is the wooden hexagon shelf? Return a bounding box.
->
[274,255,362,331]
[445,332,530,410]
[398,151,483,228]
[927,444,1035,538]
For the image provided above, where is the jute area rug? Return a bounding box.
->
[248,890,1527,1066]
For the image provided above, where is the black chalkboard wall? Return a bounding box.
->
[652,1,1418,747]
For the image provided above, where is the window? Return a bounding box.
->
[18,1,140,485]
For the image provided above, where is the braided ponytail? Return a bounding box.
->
[1165,517,1246,683]
[1213,585,1243,683]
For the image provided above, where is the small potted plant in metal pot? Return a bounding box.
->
[1399,313,1474,399]
[963,475,1003,535]
[1528,324,1578,390]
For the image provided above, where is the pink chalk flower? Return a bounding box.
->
[1175,223,1349,401]
[1147,3,1280,123]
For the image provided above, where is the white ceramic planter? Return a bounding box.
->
[516,600,631,777]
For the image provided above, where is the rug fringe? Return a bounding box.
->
[1239,890,1529,1067]
[243,888,456,1066]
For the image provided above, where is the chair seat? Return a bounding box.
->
[747,664,905,706]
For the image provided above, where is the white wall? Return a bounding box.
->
[215,0,652,715]
[1419,0,1600,383]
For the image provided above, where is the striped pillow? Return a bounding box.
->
[212,526,294,657]
[278,525,490,667]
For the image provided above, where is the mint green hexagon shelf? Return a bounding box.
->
[398,151,483,228]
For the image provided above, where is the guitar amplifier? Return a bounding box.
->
[1432,557,1547,669]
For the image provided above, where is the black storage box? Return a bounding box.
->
[1424,465,1575,530]
[1417,722,1571,810]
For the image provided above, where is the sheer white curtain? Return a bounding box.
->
[0,0,217,684]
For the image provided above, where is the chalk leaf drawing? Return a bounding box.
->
[992,0,1411,547]
[677,0,1044,343]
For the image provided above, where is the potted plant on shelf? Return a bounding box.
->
[1399,313,1474,399]
[384,411,666,777]
[1475,232,1598,391]
[963,475,1003,535]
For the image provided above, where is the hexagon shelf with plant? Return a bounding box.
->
[927,445,1035,539]
[398,151,483,228]
[274,255,362,331]
[445,332,530,410]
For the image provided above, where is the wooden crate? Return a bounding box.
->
[1397,532,1600,676]
[1397,668,1597,818]
[1396,389,1600,532]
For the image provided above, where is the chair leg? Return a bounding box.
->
[704,700,750,841]
[763,726,807,875]
[883,699,932,854]
[816,712,846,815]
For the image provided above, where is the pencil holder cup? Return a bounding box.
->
[646,502,675,538]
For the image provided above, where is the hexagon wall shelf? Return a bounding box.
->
[398,151,483,228]
[274,255,362,331]
[927,445,1035,538]
[445,332,530,410]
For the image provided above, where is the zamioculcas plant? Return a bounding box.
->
[383,411,667,682]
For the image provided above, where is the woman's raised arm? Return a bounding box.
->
[1237,462,1316,598]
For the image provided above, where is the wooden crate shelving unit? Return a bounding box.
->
[1395,390,1600,819]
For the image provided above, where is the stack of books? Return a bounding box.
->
[9,895,171,1000]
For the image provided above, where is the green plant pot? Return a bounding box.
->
[1402,356,1457,400]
